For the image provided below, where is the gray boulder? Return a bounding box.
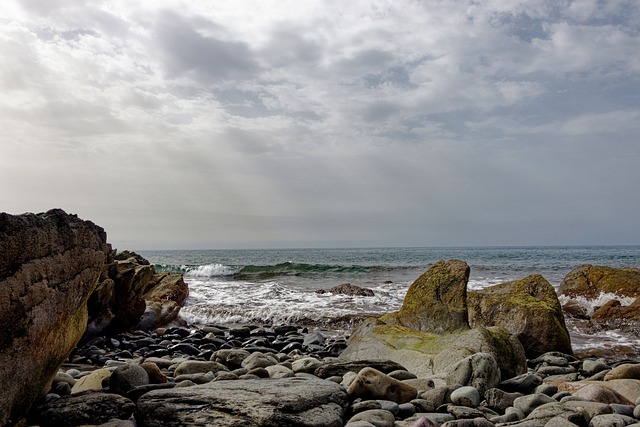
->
[136,377,348,426]
[0,209,111,426]
[340,260,527,381]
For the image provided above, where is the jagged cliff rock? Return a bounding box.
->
[0,209,112,426]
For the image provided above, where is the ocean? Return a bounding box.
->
[138,246,640,358]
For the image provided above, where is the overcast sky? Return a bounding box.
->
[1,1,639,250]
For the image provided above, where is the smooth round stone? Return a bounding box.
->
[246,367,270,378]
[634,404,640,419]
[143,357,174,369]
[605,364,640,381]
[347,409,395,427]
[450,386,480,407]
[590,414,636,427]
[65,369,83,379]
[345,422,376,427]
[490,412,522,424]
[265,364,294,378]
[51,382,71,396]
[213,349,250,368]
[534,384,558,396]
[351,400,382,416]
[104,360,128,368]
[291,356,323,374]
[552,391,573,401]
[513,393,554,415]
[376,400,400,416]
[241,352,278,369]
[609,403,634,417]
[109,364,149,394]
[169,343,201,356]
[54,372,77,387]
[213,371,239,381]
[388,370,418,381]
[348,367,418,404]
[174,360,228,376]
[583,359,610,376]
[398,402,416,418]
[504,407,525,420]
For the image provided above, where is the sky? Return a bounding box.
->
[1,0,639,250]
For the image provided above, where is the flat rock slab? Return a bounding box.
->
[136,377,348,427]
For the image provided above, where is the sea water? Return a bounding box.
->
[138,246,640,358]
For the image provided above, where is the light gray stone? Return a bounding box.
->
[347,409,396,427]
[513,393,555,416]
[588,413,636,427]
[446,353,500,395]
[136,377,347,427]
[450,386,481,407]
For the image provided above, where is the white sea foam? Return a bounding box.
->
[180,277,407,326]
[558,291,636,316]
[184,263,236,278]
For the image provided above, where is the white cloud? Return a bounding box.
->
[1,0,639,248]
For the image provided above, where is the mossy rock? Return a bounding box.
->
[394,259,470,334]
[467,274,572,358]
[558,264,640,299]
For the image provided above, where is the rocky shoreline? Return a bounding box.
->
[2,209,640,427]
[33,322,640,426]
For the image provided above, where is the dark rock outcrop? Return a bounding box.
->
[558,264,640,299]
[316,283,375,297]
[468,274,573,358]
[0,209,111,426]
[84,252,188,340]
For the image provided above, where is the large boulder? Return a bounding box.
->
[340,318,526,380]
[467,274,572,358]
[340,260,556,381]
[0,209,111,426]
[383,259,470,334]
[589,298,640,334]
[558,264,640,299]
[135,377,348,426]
[85,253,188,339]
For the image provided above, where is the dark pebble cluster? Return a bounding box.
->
[69,324,348,366]
[32,324,640,427]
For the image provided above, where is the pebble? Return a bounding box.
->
[42,323,640,427]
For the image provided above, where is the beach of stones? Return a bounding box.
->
[38,323,640,427]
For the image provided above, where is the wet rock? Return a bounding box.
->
[605,363,640,381]
[498,373,543,394]
[386,259,470,334]
[468,274,572,358]
[446,352,500,395]
[589,413,636,427]
[174,360,227,376]
[347,409,396,426]
[0,209,110,426]
[109,363,149,395]
[450,386,481,408]
[558,264,640,299]
[513,393,555,416]
[484,388,522,413]
[35,391,135,427]
[314,360,407,378]
[71,369,112,393]
[317,283,375,297]
[347,367,418,404]
[136,377,347,427]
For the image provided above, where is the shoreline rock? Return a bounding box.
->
[0,209,111,426]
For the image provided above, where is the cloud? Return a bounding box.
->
[1,0,639,248]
